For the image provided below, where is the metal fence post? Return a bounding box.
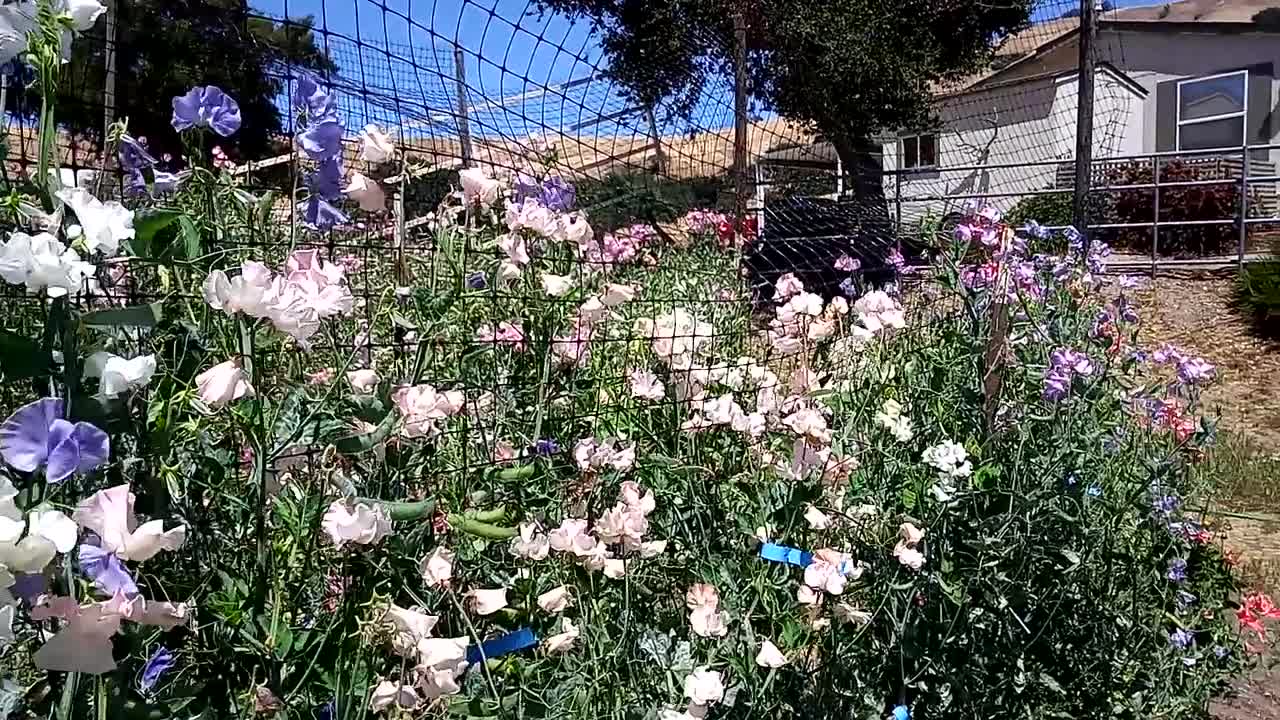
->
[1072,0,1097,244]
[1151,155,1159,277]
[733,12,749,223]
[1239,143,1249,269]
[454,47,473,169]
[102,0,118,146]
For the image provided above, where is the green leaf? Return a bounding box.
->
[81,302,164,329]
[0,329,54,379]
[177,215,201,259]
[131,208,184,256]
[331,410,398,454]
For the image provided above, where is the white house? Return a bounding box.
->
[878,0,1280,223]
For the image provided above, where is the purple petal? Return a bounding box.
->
[10,572,47,604]
[171,88,202,131]
[203,86,242,137]
[78,544,138,597]
[0,398,62,472]
[71,422,109,475]
[44,419,80,484]
[298,120,344,161]
[140,646,175,693]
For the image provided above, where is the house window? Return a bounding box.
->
[900,133,938,170]
[1176,71,1247,151]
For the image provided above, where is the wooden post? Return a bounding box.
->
[733,12,749,223]
[454,47,473,168]
[1072,0,1097,246]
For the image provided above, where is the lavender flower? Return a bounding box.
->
[1167,558,1188,583]
[0,398,109,483]
[1151,494,1180,515]
[1118,274,1142,290]
[293,72,339,120]
[540,177,576,212]
[1177,590,1198,610]
[1169,628,1194,649]
[303,195,348,232]
[513,172,541,203]
[79,542,138,597]
[1020,220,1049,240]
[1042,368,1073,401]
[534,438,559,456]
[139,646,175,694]
[297,119,344,162]
[839,277,856,297]
[171,86,242,137]
[1152,344,1184,365]
[466,272,487,290]
[1177,357,1215,386]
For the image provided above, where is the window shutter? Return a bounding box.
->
[1155,78,1177,152]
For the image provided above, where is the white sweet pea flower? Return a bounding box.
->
[346,369,380,394]
[62,0,105,31]
[683,667,724,706]
[344,172,386,212]
[0,509,78,574]
[459,168,501,208]
[369,680,419,712]
[537,585,572,614]
[83,352,157,398]
[540,273,573,297]
[0,231,94,298]
[382,604,439,657]
[628,370,665,401]
[510,522,550,560]
[467,588,508,615]
[359,124,396,163]
[55,187,134,256]
[194,360,255,410]
[543,617,579,653]
[419,547,454,588]
[803,504,831,530]
[755,639,789,668]
[320,501,391,549]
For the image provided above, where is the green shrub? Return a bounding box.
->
[1004,191,1074,229]
[1234,258,1280,339]
[574,171,727,231]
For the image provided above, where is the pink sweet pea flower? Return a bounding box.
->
[73,484,186,562]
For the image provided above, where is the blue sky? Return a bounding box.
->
[249,0,1165,139]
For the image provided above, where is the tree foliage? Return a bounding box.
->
[23,0,335,159]
[533,0,1035,167]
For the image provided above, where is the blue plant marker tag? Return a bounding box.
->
[759,542,813,568]
[466,627,537,664]
[892,705,910,720]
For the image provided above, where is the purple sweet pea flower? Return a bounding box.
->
[9,573,47,604]
[79,541,139,597]
[1167,558,1188,583]
[293,72,338,121]
[119,134,156,173]
[303,195,348,232]
[297,119,344,162]
[1042,368,1072,401]
[465,272,487,290]
[540,177,576,212]
[1020,220,1049,240]
[0,398,108,483]
[140,646,175,694]
[1169,628,1194,649]
[171,86,242,137]
[309,157,344,200]
[887,249,906,271]
[513,172,541,203]
[1177,357,1215,386]
[533,438,559,456]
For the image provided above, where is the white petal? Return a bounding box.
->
[31,510,78,553]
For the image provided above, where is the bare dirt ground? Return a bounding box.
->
[1129,273,1280,720]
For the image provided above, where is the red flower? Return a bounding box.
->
[1238,592,1280,637]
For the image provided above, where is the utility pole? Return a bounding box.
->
[732,11,749,224]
